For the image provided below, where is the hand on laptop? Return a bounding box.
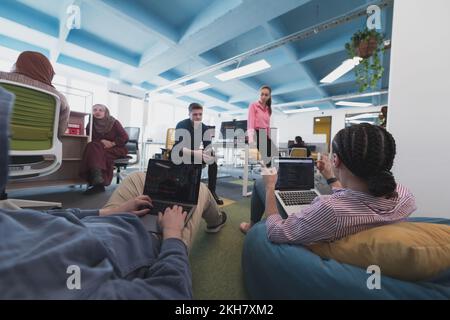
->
[189,149,214,164]
[158,205,188,240]
[99,195,153,217]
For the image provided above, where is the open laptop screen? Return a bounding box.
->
[143,160,202,205]
[274,158,315,190]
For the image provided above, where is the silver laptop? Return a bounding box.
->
[140,159,202,233]
[274,158,320,215]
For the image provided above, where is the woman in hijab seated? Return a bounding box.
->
[0,51,70,137]
[80,104,128,195]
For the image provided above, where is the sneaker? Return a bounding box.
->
[206,212,227,233]
[210,190,224,205]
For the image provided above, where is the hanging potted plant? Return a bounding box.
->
[345,28,385,92]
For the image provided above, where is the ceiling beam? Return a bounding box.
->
[50,0,81,64]
[122,0,310,83]
[262,21,335,109]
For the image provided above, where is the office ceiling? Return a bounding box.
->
[0,0,392,114]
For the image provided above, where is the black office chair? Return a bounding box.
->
[114,127,140,184]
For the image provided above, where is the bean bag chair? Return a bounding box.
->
[242,218,450,299]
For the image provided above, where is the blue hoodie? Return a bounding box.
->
[0,86,192,299]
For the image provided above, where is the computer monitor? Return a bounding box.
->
[288,140,295,148]
[306,144,317,152]
[220,120,247,140]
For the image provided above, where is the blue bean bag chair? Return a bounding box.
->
[242,218,450,299]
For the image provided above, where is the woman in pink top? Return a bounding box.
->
[247,85,275,165]
[240,123,416,244]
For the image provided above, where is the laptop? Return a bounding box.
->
[273,158,320,215]
[140,159,202,233]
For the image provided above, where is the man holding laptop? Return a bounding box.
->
[171,102,224,205]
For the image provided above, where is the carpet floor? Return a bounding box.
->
[190,197,251,300]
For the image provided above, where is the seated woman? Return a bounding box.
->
[80,104,128,194]
[289,136,311,157]
[240,123,417,245]
[0,51,70,137]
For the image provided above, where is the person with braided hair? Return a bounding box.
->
[240,123,416,245]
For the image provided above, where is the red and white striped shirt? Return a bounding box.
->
[266,184,416,245]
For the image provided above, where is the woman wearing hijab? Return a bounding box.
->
[80,104,129,194]
[0,51,70,137]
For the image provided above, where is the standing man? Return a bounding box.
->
[172,103,224,205]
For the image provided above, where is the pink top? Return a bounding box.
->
[247,100,271,143]
[266,184,416,245]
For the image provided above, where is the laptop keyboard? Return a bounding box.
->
[149,202,192,216]
[279,191,318,206]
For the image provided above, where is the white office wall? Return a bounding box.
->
[388,0,450,218]
[271,106,382,146]
[145,98,222,143]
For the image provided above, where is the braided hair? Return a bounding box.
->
[332,123,397,198]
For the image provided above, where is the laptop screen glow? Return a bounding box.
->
[143,160,201,205]
[274,158,315,190]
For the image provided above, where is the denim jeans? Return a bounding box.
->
[250,178,287,224]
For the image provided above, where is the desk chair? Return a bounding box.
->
[114,127,140,184]
[0,80,62,208]
[290,147,308,158]
[161,128,175,160]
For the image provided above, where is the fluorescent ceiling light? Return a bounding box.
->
[346,113,381,121]
[173,81,210,94]
[283,107,320,114]
[320,57,362,84]
[335,101,373,107]
[215,59,271,81]
[315,118,321,122]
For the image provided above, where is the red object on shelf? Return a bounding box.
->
[65,123,82,135]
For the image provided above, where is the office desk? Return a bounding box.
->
[6,111,90,191]
[140,141,165,170]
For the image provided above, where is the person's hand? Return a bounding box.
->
[99,195,153,217]
[158,205,187,240]
[190,149,203,163]
[260,163,278,191]
[202,151,215,164]
[101,139,114,149]
[316,154,334,179]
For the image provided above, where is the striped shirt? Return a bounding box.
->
[266,184,416,245]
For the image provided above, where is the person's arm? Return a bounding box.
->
[88,205,192,299]
[260,166,280,216]
[112,121,129,147]
[247,103,256,144]
[266,198,337,245]
[46,208,99,219]
[46,195,154,220]
[57,94,70,137]
[87,237,192,299]
[316,154,343,189]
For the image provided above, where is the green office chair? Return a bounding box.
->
[0,80,62,208]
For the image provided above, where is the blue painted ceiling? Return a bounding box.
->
[0,0,393,113]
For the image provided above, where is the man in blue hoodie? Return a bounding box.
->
[0,86,193,299]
